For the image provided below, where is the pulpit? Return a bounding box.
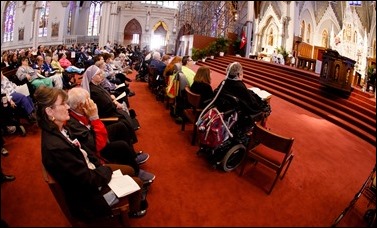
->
[319,49,355,93]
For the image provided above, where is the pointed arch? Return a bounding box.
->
[300,20,305,39]
[152,21,168,32]
[124,18,142,46]
[175,23,193,55]
[151,21,168,51]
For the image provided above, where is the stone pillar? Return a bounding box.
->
[109,1,118,45]
[32,1,43,48]
[251,19,259,55]
[98,1,111,48]
[245,1,254,58]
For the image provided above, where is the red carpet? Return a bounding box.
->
[1,64,375,227]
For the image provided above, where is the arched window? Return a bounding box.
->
[87,1,102,36]
[38,1,50,37]
[67,1,75,35]
[322,30,329,48]
[306,24,311,43]
[353,31,357,43]
[3,1,16,42]
[300,21,305,39]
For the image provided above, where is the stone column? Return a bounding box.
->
[109,1,118,44]
[245,1,254,58]
[32,1,43,48]
[98,1,111,48]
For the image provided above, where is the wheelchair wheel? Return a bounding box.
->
[221,144,246,172]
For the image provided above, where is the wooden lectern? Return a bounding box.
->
[319,49,355,93]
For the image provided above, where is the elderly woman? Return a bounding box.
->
[214,62,271,124]
[81,65,139,144]
[33,86,148,220]
[16,56,53,89]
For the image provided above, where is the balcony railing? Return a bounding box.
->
[64,35,99,45]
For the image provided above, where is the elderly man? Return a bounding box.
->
[66,87,155,185]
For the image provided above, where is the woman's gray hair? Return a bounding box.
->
[226,62,243,80]
[67,87,89,110]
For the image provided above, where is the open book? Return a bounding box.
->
[248,87,272,101]
[108,169,141,198]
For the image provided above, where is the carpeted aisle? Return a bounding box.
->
[1,65,375,227]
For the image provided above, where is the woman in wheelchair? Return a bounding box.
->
[214,62,271,121]
[196,62,271,172]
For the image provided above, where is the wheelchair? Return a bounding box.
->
[197,93,267,172]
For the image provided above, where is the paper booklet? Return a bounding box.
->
[36,73,46,78]
[115,83,125,90]
[248,87,272,101]
[115,91,126,101]
[15,84,30,96]
[108,169,141,198]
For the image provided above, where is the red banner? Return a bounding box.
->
[240,30,246,49]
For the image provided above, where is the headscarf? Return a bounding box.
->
[226,62,243,80]
[81,65,101,93]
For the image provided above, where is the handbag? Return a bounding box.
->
[166,74,179,98]
[197,107,237,148]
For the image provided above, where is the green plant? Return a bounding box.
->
[367,65,375,76]
[232,39,241,54]
[207,42,217,56]
[215,36,230,53]
[191,48,200,61]
[276,46,288,60]
[192,47,207,60]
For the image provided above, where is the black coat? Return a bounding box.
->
[89,82,138,144]
[215,79,268,116]
[190,81,214,108]
[41,125,113,220]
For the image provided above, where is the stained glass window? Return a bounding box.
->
[38,1,50,37]
[87,1,102,36]
[3,1,16,42]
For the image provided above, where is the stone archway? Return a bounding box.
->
[175,23,193,56]
[123,19,142,46]
[151,21,168,52]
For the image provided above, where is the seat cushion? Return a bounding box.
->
[250,144,284,168]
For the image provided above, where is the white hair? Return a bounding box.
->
[153,52,161,60]
[67,87,89,110]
